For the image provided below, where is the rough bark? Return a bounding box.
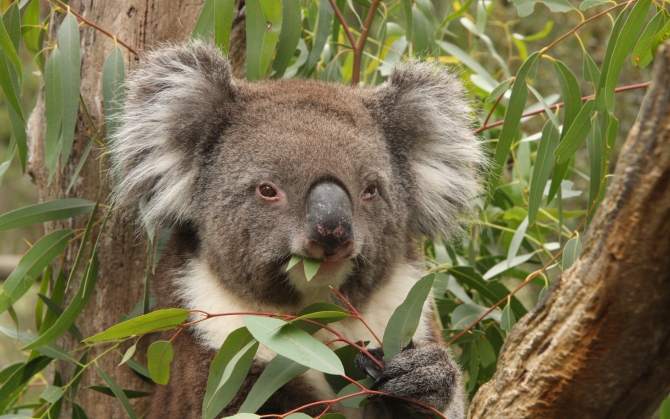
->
[26,1,244,417]
[469,43,670,419]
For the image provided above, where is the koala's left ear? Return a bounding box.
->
[366,63,485,240]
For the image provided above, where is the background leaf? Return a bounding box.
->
[58,11,81,162]
[246,0,282,80]
[84,309,190,342]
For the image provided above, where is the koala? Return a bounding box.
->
[110,41,483,419]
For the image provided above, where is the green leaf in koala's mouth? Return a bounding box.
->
[285,255,322,281]
[302,258,322,281]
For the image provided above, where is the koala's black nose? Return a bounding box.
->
[305,181,354,260]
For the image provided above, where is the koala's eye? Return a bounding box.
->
[362,184,377,201]
[258,184,278,199]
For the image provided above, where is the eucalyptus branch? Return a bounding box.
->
[472,81,651,134]
[329,0,382,85]
[46,0,141,57]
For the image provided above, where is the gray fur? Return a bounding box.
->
[110,41,480,419]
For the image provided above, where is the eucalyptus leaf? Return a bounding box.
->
[528,121,560,225]
[0,230,73,315]
[59,11,81,163]
[243,315,344,375]
[563,236,582,271]
[239,355,309,413]
[0,199,94,231]
[147,341,174,385]
[500,303,517,332]
[486,52,540,205]
[103,45,126,138]
[246,0,282,80]
[96,366,138,419]
[554,99,595,164]
[273,0,302,77]
[84,308,190,342]
[382,274,435,361]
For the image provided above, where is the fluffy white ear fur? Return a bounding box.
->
[109,41,235,231]
[375,63,486,240]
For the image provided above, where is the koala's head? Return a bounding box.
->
[111,42,484,307]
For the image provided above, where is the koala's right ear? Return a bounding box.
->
[110,41,236,231]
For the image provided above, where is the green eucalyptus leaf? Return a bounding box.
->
[580,0,609,10]
[604,0,652,111]
[301,0,334,76]
[119,343,137,366]
[507,216,528,265]
[147,341,174,385]
[214,0,235,54]
[631,9,666,68]
[0,199,94,231]
[45,47,63,179]
[96,365,138,419]
[0,325,76,363]
[303,258,322,281]
[191,0,217,40]
[553,59,582,134]
[243,315,345,375]
[485,77,513,104]
[203,340,259,419]
[528,121,560,225]
[40,386,63,403]
[582,50,600,84]
[486,52,540,205]
[84,308,190,342]
[273,0,302,77]
[246,0,282,80]
[383,274,435,361]
[0,356,52,402]
[103,45,126,138]
[203,327,255,413]
[0,9,21,81]
[512,0,573,17]
[0,230,73,315]
[554,98,595,164]
[86,385,151,399]
[239,355,309,413]
[23,253,99,350]
[59,11,82,162]
[500,303,516,332]
[563,236,582,271]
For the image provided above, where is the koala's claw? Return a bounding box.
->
[355,343,460,414]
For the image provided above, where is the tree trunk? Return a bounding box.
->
[468,42,670,419]
[26,1,244,417]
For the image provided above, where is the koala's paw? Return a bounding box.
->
[355,343,461,414]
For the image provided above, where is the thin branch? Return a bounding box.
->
[47,0,141,58]
[330,286,383,346]
[472,81,651,134]
[328,0,356,48]
[351,0,382,85]
[541,0,633,55]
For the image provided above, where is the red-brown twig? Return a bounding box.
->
[329,0,381,85]
[328,0,357,48]
[482,77,514,127]
[184,309,385,370]
[330,286,383,346]
[540,0,633,55]
[472,81,651,134]
[47,0,141,58]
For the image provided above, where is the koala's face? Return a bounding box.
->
[194,82,406,303]
[112,42,483,307]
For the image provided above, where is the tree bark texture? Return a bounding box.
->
[26,2,245,417]
[469,42,670,419]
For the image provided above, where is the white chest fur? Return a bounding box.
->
[174,258,434,417]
